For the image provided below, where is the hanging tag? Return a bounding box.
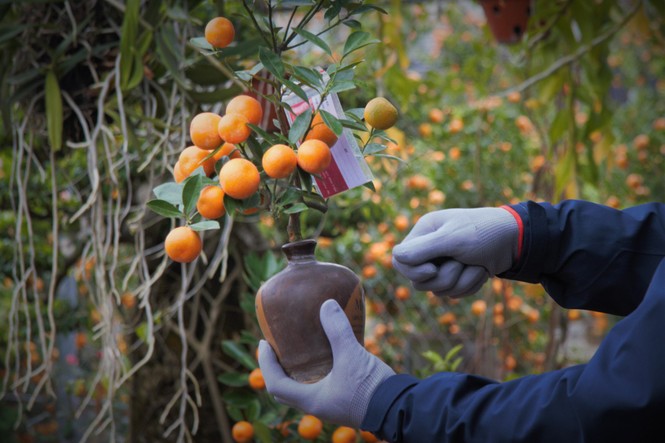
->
[282,68,373,198]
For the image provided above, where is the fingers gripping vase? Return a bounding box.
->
[255,239,365,383]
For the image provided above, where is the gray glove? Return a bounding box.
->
[258,299,395,428]
[392,207,518,298]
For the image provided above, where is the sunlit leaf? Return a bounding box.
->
[153,182,183,206]
[190,220,220,231]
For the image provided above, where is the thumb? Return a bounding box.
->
[258,340,293,392]
[319,299,359,358]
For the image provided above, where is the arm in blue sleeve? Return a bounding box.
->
[500,200,665,315]
[361,259,665,442]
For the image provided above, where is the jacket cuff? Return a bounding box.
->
[499,201,548,283]
[360,374,418,433]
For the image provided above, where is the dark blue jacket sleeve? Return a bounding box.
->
[361,201,665,442]
[501,200,665,315]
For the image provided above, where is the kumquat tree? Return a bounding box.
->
[1,0,664,442]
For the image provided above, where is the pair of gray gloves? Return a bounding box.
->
[258,208,519,428]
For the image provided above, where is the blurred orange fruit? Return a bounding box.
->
[297,139,332,174]
[332,426,357,443]
[305,112,338,147]
[470,299,487,316]
[362,265,378,279]
[298,415,323,441]
[395,285,411,301]
[633,134,650,150]
[364,97,398,130]
[179,145,214,178]
[248,368,265,390]
[218,113,251,144]
[231,420,254,443]
[226,95,263,126]
[428,107,445,123]
[219,158,260,199]
[196,185,226,219]
[262,144,297,178]
[394,214,409,232]
[360,430,380,442]
[449,117,464,134]
[190,112,222,150]
[205,17,235,49]
[164,226,202,263]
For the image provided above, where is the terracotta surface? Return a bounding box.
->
[480,0,532,44]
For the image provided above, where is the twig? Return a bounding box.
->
[497,0,642,97]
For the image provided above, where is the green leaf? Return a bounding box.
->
[363,142,387,155]
[0,23,26,45]
[372,153,404,162]
[226,405,244,422]
[119,0,140,91]
[190,220,220,231]
[549,110,569,143]
[155,27,187,86]
[342,31,379,58]
[282,77,309,103]
[45,70,63,152]
[283,203,308,214]
[218,372,248,387]
[146,200,183,218]
[279,0,316,6]
[319,110,343,136]
[189,36,214,52]
[340,118,367,132]
[289,109,312,144]
[278,187,302,206]
[329,80,356,94]
[222,389,257,408]
[253,421,273,443]
[293,28,332,56]
[221,340,257,370]
[258,46,285,79]
[343,19,362,29]
[247,123,286,146]
[351,5,389,15]
[182,174,203,216]
[153,182,183,206]
[291,66,323,90]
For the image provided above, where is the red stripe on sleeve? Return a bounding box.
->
[501,205,524,260]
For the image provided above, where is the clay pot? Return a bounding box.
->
[255,239,365,383]
[480,0,532,44]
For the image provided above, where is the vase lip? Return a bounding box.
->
[282,238,317,261]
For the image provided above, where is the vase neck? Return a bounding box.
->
[282,239,317,263]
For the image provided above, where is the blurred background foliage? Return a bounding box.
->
[1,0,663,442]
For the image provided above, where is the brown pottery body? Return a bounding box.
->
[255,239,365,383]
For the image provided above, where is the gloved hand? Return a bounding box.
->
[258,299,395,428]
[392,207,519,298]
